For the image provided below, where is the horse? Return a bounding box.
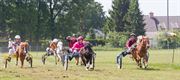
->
[15,42,32,68]
[42,41,62,65]
[131,36,150,68]
[79,43,96,70]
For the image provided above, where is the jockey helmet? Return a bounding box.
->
[72,34,76,37]
[9,38,12,41]
[15,35,21,39]
[52,38,58,43]
[77,36,84,41]
[66,36,71,39]
[130,33,136,36]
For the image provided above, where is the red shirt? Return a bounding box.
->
[126,37,137,48]
[66,36,77,48]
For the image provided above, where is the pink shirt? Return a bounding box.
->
[72,42,84,52]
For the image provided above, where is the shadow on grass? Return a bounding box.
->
[23,66,37,69]
[94,69,103,72]
[138,67,160,71]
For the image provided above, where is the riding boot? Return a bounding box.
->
[122,51,128,57]
[68,54,73,61]
[116,53,123,64]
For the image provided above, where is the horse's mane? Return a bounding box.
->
[136,36,149,55]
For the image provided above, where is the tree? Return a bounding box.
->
[46,0,71,39]
[57,0,105,36]
[103,17,116,35]
[34,0,49,43]
[124,0,145,35]
[109,0,130,32]
[0,0,106,43]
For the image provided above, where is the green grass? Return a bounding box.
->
[0,49,180,80]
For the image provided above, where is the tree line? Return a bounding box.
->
[0,0,145,45]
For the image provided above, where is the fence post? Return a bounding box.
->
[172,48,175,63]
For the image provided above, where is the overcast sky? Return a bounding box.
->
[95,0,180,16]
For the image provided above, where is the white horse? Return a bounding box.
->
[56,41,63,61]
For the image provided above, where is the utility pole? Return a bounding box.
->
[167,0,170,30]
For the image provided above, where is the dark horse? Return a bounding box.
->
[79,43,96,70]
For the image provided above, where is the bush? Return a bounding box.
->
[157,31,180,49]
[85,39,106,46]
[106,32,128,48]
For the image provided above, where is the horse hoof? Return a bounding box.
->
[7,57,11,62]
[85,67,89,71]
[89,65,94,69]
[139,65,142,68]
[145,65,148,69]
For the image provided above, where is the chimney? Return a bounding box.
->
[149,12,154,18]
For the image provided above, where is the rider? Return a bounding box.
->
[69,36,85,65]
[66,34,77,48]
[123,33,137,57]
[116,33,137,64]
[7,35,21,61]
[46,38,58,55]
[126,33,137,54]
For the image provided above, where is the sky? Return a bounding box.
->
[95,0,180,16]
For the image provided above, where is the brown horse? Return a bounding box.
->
[132,36,150,68]
[42,42,58,65]
[16,42,32,68]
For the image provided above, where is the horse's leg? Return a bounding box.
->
[57,52,61,62]
[81,56,86,66]
[89,54,94,69]
[54,54,58,65]
[75,57,79,65]
[136,53,141,61]
[134,57,141,68]
[86,57,90,67]
[16,53,19,66]
[143,54,149,68]
[20,55,25,68]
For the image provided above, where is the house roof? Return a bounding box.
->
[144,15,180,32]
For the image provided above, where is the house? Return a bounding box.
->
[143,12,180,47]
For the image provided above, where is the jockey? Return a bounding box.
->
[8,38,15,55]
[69,36,85,65]
[7,35,22,61]
[46,38,58,55]
[66,34,77,48]
[123,33,137,56]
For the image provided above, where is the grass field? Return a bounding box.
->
[0,49,180,80]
